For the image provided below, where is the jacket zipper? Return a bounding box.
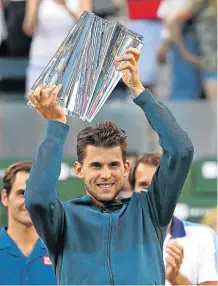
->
[107,213,114,285]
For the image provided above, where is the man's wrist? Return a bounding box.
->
[130,85,145,97]
[49,118,67,125]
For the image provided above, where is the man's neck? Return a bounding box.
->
[7,222,39,256]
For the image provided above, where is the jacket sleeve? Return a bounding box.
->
[134,89,194,227]
[25,120,69,254]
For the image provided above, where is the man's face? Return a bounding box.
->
[134,163,157,192]
[74,145,130,206]
[1,171,33,227]
[121,155,138,192]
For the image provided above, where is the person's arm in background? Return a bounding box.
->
[165,229,218,285]
[22,0,40,36]
[156,0,171,63]
[165,239,194,285]
[157,39,169,63]
[168,269,217,285]
[165,239,185,285]
[165,4,201,67]
[156,26,170,63]
[79,0,92,13]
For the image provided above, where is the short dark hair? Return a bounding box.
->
[2,161,32,196]
[129,152,161,189]
[77,121,128,163]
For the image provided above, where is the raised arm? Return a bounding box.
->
[115,47,193,230]
[25,84,68,254]
[133,90,194,227]
[23,0,41,36]
[115,48,194,229]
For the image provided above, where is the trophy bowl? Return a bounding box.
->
[28,11,143,122]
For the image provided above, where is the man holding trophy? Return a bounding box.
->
[25,43,194,284]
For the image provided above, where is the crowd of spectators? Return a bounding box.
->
[0,0,217,100]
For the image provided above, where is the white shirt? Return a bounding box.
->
[157,0,191,40]
[164,219,218,285]
[29,0,79,67]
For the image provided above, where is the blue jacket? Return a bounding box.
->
[25,90,194,285]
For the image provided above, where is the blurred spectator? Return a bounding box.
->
[157,0,203,100]
[4,0,31,57]
[129,152,160,191]
[129,152,218,285]
[166,0,217,101]
[81,0,129,101]
[127,0,162,94]
[119,151,138,193]
[0,0,31,93]
[126,0,162,150]
[80,0,125,20]
[201,206,218,234]
[0,0,7,48]
[23,0,83,94]
[164,217,218,285]
[0,161,56,285]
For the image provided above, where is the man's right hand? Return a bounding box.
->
[165,239,184,284]
[29,84,67,124]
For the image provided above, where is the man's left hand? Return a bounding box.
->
[114,48,145,97]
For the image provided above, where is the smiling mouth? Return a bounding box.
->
[97,184,114,189]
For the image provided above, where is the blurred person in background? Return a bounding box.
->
[166,0,217,101]
[0,0,8,54]
[201,206,218,234]
[157,0,203,100]
[127,0,162,95]
[0,161,56,285]
[3,0,31,57]
[164,217,218,285]
[127,0,162,150]
[80,0,130,101]
[129,152,218,285]
[23,0,88,94]
[119,151,138,195]
[0,0,32,93]
[80,0,125,20]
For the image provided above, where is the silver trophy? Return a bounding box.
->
[28,12,143,122]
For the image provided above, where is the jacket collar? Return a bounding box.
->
[73,195,131,211]
[170,216,186,238]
